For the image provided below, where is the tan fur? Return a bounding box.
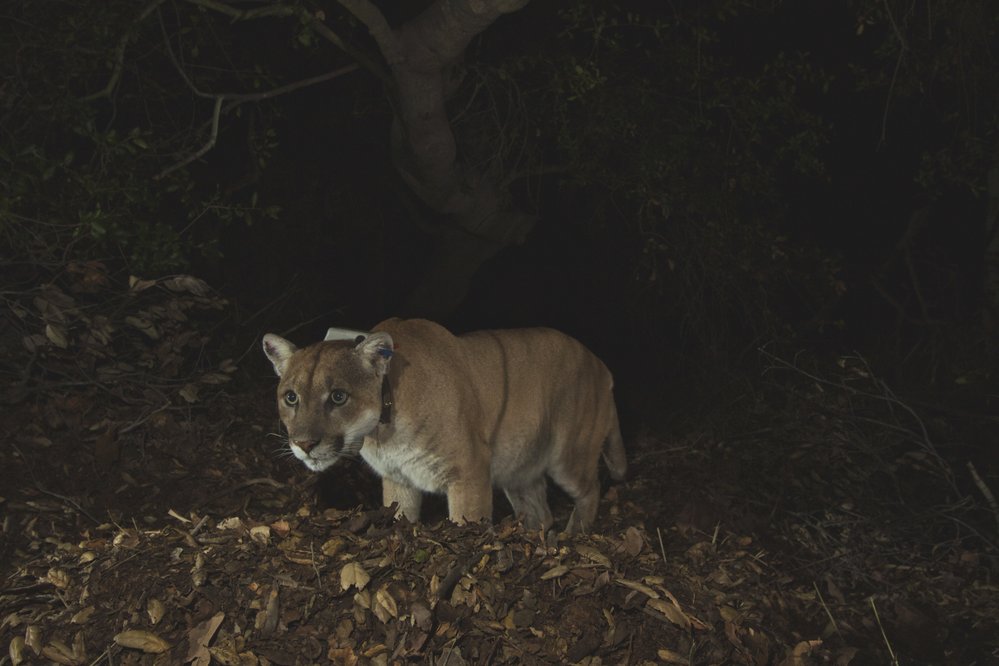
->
[263,318,626,533]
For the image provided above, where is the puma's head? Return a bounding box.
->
[262,332,393,471]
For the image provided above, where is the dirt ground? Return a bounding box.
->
[2,277,998,665]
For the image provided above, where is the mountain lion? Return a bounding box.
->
[262,318,626,533]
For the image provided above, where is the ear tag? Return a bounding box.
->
[378,347,393,359]
[325,327,370,343]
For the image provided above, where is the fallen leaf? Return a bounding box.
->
[362,644,389,658]
[186,611,225,666]
[40,641,78,665]
[322,537,346,556]
[373,587,398,623]
[340,562,371,592]
[147,598,166,625]
[128,276,158,292]
[163,275,210,296]
[615,578,659,599]
[179,384,200,403]
[647,598,691,629]
[9,636,26,665]
[45,324,69,349]
[191,551,206,587]
[250,525,270,545]
[657,648,690,664]
[24,626,41,655]
[719,605,742,622]
[540,564,569,580]
[46,568,70,589]
[124,315,159,339]
[22,334,46,353]
[114,629,170,653]
[255,587,279,637]
[70,606,95,624]
[218,517,243,530]
[780,639,823,666]
[327,647,358,665]
[623,526,644,556]
[575,544,611,567]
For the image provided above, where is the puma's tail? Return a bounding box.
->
[602,405,627,481]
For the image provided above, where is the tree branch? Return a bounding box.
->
[337,0,405,66]
[183,0,390,83]
[155,96,223,181]
[79,0,169,102]
[154,65,358,180]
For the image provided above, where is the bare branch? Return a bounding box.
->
[337,0,404,66]
[79,0,169,102]
[155,96,223,181]
[183,0,390,82]
[154,65,357,180]
[183,0,297,20]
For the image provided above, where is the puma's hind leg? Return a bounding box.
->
[550,467,600,535]
[503,477,554,531]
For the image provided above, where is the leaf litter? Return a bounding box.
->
[1,271,997,664]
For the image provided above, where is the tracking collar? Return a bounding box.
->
[324,327,393,424]
[380,375,393,424]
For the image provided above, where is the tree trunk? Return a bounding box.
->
[340,0,533,318]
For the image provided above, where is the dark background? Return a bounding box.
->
[2,0,996,417]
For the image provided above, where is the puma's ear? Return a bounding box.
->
[355,331,394,374]
[262,334,297,377]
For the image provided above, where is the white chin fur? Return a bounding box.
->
[291,437,367,473]
[291,444,338,472]
[289,410,378,473]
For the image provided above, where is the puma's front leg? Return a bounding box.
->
[446,475,493,525]
[382,477,423,522]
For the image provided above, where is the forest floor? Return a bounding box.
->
[1,275,998,665]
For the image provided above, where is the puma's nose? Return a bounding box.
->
[292,438,320,453]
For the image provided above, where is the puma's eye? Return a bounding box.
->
[284,390,298,406]
[330,389,348,406]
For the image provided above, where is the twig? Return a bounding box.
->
[310,540,323,590]
[656,527,667,564]
[34,485,101,525]
[189,514,211,537]
[812,580,840,635]
[87,648,111,666]
[760,348,956,492]
[869,596,899,665]
[181,0,387,79]
[439,636,461,666]
[155,96,224,180]
[193,477,285,510]
[154,65,360,180]
[878,0,908,149]
[435,552,479,602]
[967,461,999,535]
[119,400,173,434]
[80,0,169,102]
